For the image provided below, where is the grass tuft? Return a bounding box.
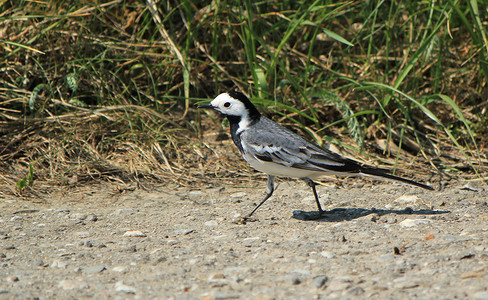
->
[1,0,487,190]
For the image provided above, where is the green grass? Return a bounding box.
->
[0,0,486,183]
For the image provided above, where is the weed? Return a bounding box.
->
[0,0,486,185]
[16,164,34,195]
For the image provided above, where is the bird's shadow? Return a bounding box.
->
[292,207,450,222]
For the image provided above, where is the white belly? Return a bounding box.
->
[244,153,325,179]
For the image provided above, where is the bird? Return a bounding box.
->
[199,91,433,220]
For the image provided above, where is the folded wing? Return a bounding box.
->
[241,122,361,173]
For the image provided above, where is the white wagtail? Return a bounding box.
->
[199,91,433,219]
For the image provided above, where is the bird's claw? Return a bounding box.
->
[232,216,258,225]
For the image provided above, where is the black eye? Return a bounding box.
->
[223,102,231,108]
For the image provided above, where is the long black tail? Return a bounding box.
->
[359,167,434,190]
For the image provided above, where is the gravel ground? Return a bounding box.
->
[0,179,487,299]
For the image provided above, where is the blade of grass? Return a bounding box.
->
[366,81,479,173]
[1,40,45,54]
[382,4,451,108]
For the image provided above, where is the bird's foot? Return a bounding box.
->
[232,215,258,225]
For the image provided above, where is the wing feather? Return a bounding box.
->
[241,119,360,173]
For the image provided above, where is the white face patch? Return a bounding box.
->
[210,93,249,117]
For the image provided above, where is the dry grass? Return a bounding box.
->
[1,1,487,195]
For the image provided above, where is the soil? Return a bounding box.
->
[1,177,487,299]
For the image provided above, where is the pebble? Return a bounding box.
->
[394,195,420,204]
[123,230,147,237]
[114,209,137,215]
[124,245,137,252]
[50,260,69,269]
[58,279,88,290]
[230,192,247,199]
[6,275,19,282]
[393,277,420,289]
[382,216,398,224]
[10,216,22,222]
[289,274,301,285]
[85,264,106,274]
[84,240,106,248]
[85,214,98,222]
[320,251,336,259]
[70,213,88,220]
[173,229,195,235]
[327,278,352,291]
[344,286,365,296]
[76,231,90,238]
[399,219,432,228]
[188,191,203,200]
[312,275,328,288]
[34,260,48,267]
[112,266,128,273]
[209,273,226,280]
[204,220,218,227]
[115,281,136,294]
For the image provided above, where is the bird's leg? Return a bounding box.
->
[302,178,324,213]
[244,175,275,220]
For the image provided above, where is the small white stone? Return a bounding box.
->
[315,224,328,230]
[114,209,136,215]
[85,264,106,274]
[123,230,147,237]
[50,259,69,269]
[10,216,22,222]
[320,251,336,259]
[70,213,88,220]
[312,275,328,288]
[58,279,88,290]
[204,220,218,227]
[395,195,420,203]
[85,214,98,222]
[326,278,352,291]
[230,192,247,198]
[76,231,90,238]
[115,281,136,294]
[399,218,432,228]
[112,266,128,273]
[6,275,19,282]
[242,237,260,243]
[188,191,203,200]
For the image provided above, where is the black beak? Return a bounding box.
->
[198,103,213,109]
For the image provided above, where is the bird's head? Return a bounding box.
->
[198,91,260,120]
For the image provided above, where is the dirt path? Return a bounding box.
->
[1,179,487,299]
